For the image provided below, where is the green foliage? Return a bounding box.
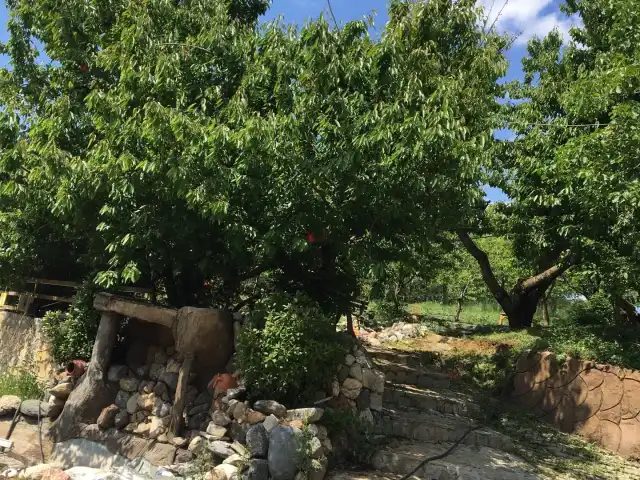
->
[365,300,410,328]
[563,293,613,327]
[322,409,387,466]
[0,370,45,399]
[42,282,100,363]
[0,0,507,310]
[236,292,346,405]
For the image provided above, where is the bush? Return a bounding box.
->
[236,292,346,405]
[563,293,613,327]
[42,282,100,363]
[0,370,44,399]
[321,409,387,466]
[364,300,409,328]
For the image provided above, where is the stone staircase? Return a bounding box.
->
[328,347,546,480]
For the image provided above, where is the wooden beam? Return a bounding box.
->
[170,355,194,437]
[93,293,177,328]
[27,278,79,288]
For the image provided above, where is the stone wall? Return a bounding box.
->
[512,351,640,457]
[0,311,55,380]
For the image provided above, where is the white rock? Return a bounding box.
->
[212,464,238,480]
[206,422,228,438]
[341,378,362,400]
[349,363,363,382]
[223,454,246,467]
[188,436,204,452]
[148,416,165,439]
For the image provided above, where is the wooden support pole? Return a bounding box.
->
[51,311,120,441]
[170,355,194,437]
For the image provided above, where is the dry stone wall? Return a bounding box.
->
[512,351,640,457]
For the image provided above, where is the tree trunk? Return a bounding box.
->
[51,311,120,441]
[169,355,194,438]
[541,297,550,327]
[457,230,579,330]
[346,311,355,337]
[442,284,449,305]
[455,283,469,322]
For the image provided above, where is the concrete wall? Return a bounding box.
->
[511,351,640,457]
[0,310,55,380]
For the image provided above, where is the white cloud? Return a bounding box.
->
[479,0,575,45]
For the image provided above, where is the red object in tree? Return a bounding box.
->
[66,360,86,378]
[79,64,88,72]
[305,231,316,244]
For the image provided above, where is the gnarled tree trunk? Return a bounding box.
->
[457,230,579,329]
[51,311,120,441]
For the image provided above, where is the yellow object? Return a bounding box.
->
[499,312,508,325]
[0,292,6,307]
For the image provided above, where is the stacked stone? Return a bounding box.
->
[329,343,385,422]
[359,321,424,346]
[45,372,78,418]
[186,389,329,480]
[98,343,194,443]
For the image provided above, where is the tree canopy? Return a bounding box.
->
[0,0,507,315]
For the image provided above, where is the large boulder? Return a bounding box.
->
[246,424,268,458]
[49,382,73,400]
[268,426,302,480]
[0,395,21,416]
[253,400,286,418]
[20,400,50,418]
[173,307,233,386]
[242,459,269,480]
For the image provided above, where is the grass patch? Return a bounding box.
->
[0,370,45,399]
[408,301,502,325]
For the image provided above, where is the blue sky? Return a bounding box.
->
[0,0,575,202]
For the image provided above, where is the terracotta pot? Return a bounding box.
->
[66,360,86,378]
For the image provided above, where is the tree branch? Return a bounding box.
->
[520,253,580,293]
[456,230,513,313]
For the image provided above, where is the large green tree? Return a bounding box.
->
[462,0,640,328]
[0,0,507,316]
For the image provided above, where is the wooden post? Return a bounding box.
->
[51,311,120,441]
[170,354,194,437]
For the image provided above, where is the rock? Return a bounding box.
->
[246,424,268,458]
[358,408,374,425]
[148,416,166,439]
[159,372,179,391]
[142,381,156,394]
[208,440,235,459]
[246,410,266,425]
[114,410,130,430]
[308,456,328,480]
[0,395,21,416]
[188,436,204,453]
[210,464,238,480]
[212,410,232,426]
[241,459,269,480]
[361,369,385,394]
[114,390,131,409]
[124,423,137,433]
[137,393,158,411]
[344,354,356,366]
[288,420,304,430]
[153,402,171,418]
[20,464,63,480]
[341,378,362,400]
[97,405,119,430]
[226,387,247,401]
[49,382,73,400]
[370,392,383,411]
[337,366,350,383]
[166,359,181,374]
[316,426,328,441]
[153,382,169,399]
[232,402,248,422]
[194,392,212,406]
[309,437,323,459]
[268,426,302,480]
[149,363,166,381]
[253,400,286,418]
[285,408,323,424]
[157,433,169,443]
[188,404,209,416]
[47,396,65,418]
[119,377,140,393]
[226,399,239,416]
[134,422,151,436]
[20,400,50,418]
[331,379,340,397]
[134,411,147,423]
[223,454,246,468]
[41,469,71,480]
[230,441,249,457]
[229,422,250,445]
[174,449,193,463]
[356,389,370,410]
[107,365,128,382]
[321,438,332,453]
[154,349,168,365]
[263,414,279,433]
[188,412,209,431]
[349,363,363,382]
[206,423,228,438]
[172,436,189,448]
[144,442,177,466]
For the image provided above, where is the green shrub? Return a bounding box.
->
[0,370,44,399]
[365,300,409,328]
[42,282,100,363]
[236,292,346,405]
[321,409,387,466]
[563,293,613,327]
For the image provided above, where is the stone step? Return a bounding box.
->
[327,470,418,480]
[370,353,451,390]
[371,439,545,479]
[383,382,480,418]
[380,408,514,452]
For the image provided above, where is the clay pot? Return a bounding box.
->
[66,360,86,378]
